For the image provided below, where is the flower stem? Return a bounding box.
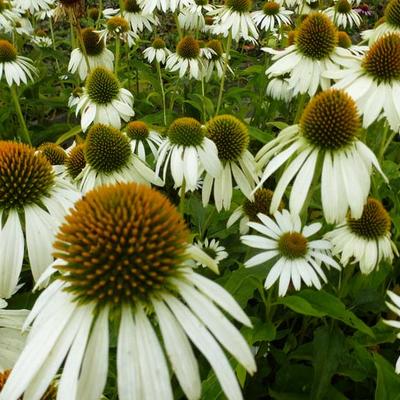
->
[156,60,167,126]
[174,13,183,40]
[10,86,31,145]
[179,181,186,215]
[96,0,103,28]
[201,75,206,122]
[115,37,121,77]
[215,31,232,116]
[49,17,61,72]
[294,93,307,123]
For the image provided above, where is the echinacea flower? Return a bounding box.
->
[328,33,400,131]
[76,124,163,192]
[65,144,86,181]
[193,238,228,268]
[125,120,163,160]
[336,30,368,56]
[203,39,233,81]
[266,77,294,101]
[228,188,282,234]
[252,1,292,32]
[362,0,400,44]
[324,0,361,29]
[202,115,259,211]
[0,0,21,32]
[104,0,159,33]
[0,39,36,86]
[0,182,256,400]
[178,0,215,30]
[383,290,400,373]
[264,13,350,96]
[0,141,79,299]
[325,198,398,274]
[156,117,221,191]
[209,0,258,42]
[256,89,386,223]
[14,0,52,13]
[99,15,138,47]
[0,299,28,372]
[137,0,170,13]
[38,142,67,174]
[242,209,340,296]
[75,66,135,131]
[68,28,114,80]
[143,37,171,64]
[166,36,204,80]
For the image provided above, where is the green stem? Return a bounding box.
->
[215,31,232,116]
[10,86,31,145]
[378,122,389,160]
[96,0,103,28]
[49,17,61,72]
[294,93,307,123]
[179,181,186,214]
[201,75,206,122]
[75,24,91,73]
[174,13,183,40]
[115,37,121,77]
[156,61,167,126]
[381,130,397,159]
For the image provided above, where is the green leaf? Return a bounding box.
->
[56,125,82,145]
[374,353,400,400]
[277,296,325,318]
[277,290,374,336]
[311,326,345,400]
[223,265,266,307]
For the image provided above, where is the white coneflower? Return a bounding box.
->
[75,66,135,132]
[0,141,79,299]
[125,120,163,160]
[0,0,20,32]
[64,143,86,182]
[252,1,292,32]
[166,36,204,80]
[256,89,386,224]
[264,13,350,96]
[242,209,340,296]
[266,77,294,101]
[324,0,362,29]
[178,0,215,30]
[104,0,159,33]
[202,115,259,211]
[325,198,398,274]
[193,238,228,268]
[31,31,52,47]
[14,0,52,13]
[13,16,33,36]
[383,290,400,373]
[0,300,28,372]
[68,28,114,80]
[143,37,171,64]
[156,117,221,191]
[209,0,258,42]
[38,142,67,175]
[203,39,233,81]
[336,30,368,56]
[137,0,170,12]
[0,39,36,86]
[76,124,163,192]
[1,183,256,400]
[327,33,400,132]
[362,0,400,44]
[228,188,282,234]
[34,7,55,20]
[98,15,138,47]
